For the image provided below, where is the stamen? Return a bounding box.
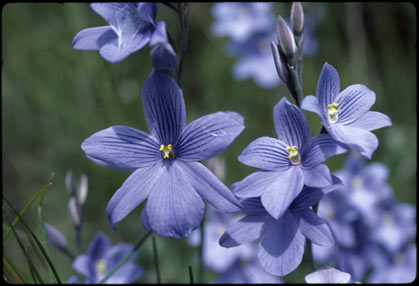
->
[95,259,107,276]
[160,144,175,159]
[285,145,300,165]
[327,103,340,123]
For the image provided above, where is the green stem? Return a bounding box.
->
[198,218,205,283]
[175,2,189,87]
[188,265,194,284]
[152,235,161,284]
[99,231,152,284]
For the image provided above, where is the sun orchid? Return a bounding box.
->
[81,69,244,238]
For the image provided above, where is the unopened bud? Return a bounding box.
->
[65,171,75,197]
[45,224,68,252]
[68,197,81,227]
[276,15,297,59]
[291,2,304,36]
[271,41,291,83]
[77,174,88,206]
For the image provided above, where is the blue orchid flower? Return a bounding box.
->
[73,3,177,67]
[305,267,352,283]
[219,178,342,276]
[70,232,143,284]
[234,97,347,219]
[81,70,244,238]
[301,63,392,159]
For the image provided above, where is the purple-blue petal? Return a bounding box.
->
[44,224,68,252]
[219,215,265,248]
[137,3,157,24]
[141,69,186,145]
[88,232,111,261]
[335,84,376,124]
[106,163,164,228]
[150,21,168,46]
[347,111,392,131]
[296,209,334,246]
[107,263,143,284]
[176,111,244,161]
[301,95,324,119]
[151,44,179,70]
[90,3,123,23]
[178,161,241,213]
[273,97,310,150]
[258,211,305,276]
[81,125,161,171]
[328,124,378,159]
[72,254,94,278]
[305,267,351,283]
[146,161,205,238]
[238,136,291,171]
[302,164,332,188]
[291,186,325,211]
[316,63,341,112]
[261,166,304,219]
[72,26,117,51]
[234,170,286,198]
[301,134,348,168]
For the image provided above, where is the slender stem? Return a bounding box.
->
[176,2,189,87]
[161,2,178,12]
[197,219,205,283]
[188,265,194,284]
[152,235,161,284]
[75,225,82,255]
[99,231,152,284]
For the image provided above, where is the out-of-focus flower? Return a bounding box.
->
[305,267,352,283]
[301,63,392,159]
[70,232,143,284]
[45,224,69,253]
[81,70,244,238]
[234,97,347,219]
[220,179,342,276]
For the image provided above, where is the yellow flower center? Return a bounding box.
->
[160,144,175,159]
[285,146,301,165]
[95,259,107,276]
[327,103,340,123]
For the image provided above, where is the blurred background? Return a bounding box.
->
[2,2,416,283]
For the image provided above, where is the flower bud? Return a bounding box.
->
[276,15,297,59]
[291,2,304,36]
[68,197,81,227]
[77,174,88,206]
[65,171,75,197]
[45,223,68,252]
[271,41,291,83]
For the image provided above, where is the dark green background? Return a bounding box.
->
[2,2,416,283]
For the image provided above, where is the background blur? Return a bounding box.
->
[2,2,416,283]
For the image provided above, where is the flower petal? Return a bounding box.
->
[137,3,157,24]
[301,95,324,119]
[238,136,291,171]
[72,254,93,278]
[146,161,205,238]
[302,164,332,188]
[107,263,143,284]
[296,209,334,246]
[90,3,124,22]
[234,170,286,198]
[258,211,305,276]
[141,69,186,145]
[88,232,111,261]
[347,111,392,131]
[335,84,376,124]
[178,161,241,213]
[316,63,341,112]
[106,162,164,227]
[176,111,244,161]
[305,267,351,283]
[44,224,68,252]
[82,125,161,171]
[151,44,179,70]
[219,215,266,248]
[273,97,310,150]
[301,134,348,168]
[72,26,117,50]
[291,186,325,211]
[261,166,304,219]
[329,124,378,159]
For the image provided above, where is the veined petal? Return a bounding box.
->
[99,30,151,63]
[106,162,164,228]
[72,26,117,51]
[238,136,291,171]
[316,63,340,112]
[107,263,143,284]
[87,232,111,261]
[291,186,325,211]
[347,111,392,131]
[258,211,305,276]
[81,125,161,171]
[90,3,125,23]
[301,95,324,119]
[141,69,186,145]
[137,3,157,24]
[177,111,244,161]
[146,161,205,238]
[234,170,286,198]
[150,21,168,46]
[329,124,378,159]
[273,97,310,150]
[296,209,334,246]
[179,161,240,212]
[335,84,376,124]
[302,164,332,188]
[72,254,93,278]
[305,267,351,283]
[261,166,304,219]
[105,244,136,269]
[219,215,266,248]
[151,44,179,70]
[301,134,348,168]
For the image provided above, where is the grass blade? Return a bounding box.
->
[3,252,31,283]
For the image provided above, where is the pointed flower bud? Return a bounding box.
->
[77,174,88,206]
[68,197,81,227]
[276,15,297,59]
[291,2,304,36]
[45,224,69,252]
[271,41,291,83]
[65,171,75,197]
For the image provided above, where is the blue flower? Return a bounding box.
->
[70,232,143,284]
[81,70,244,238]
[220,179,342,276]
[73,3,177,67]
[301,63,392,159]
[234,97,347,219]
[305,267,352,283]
